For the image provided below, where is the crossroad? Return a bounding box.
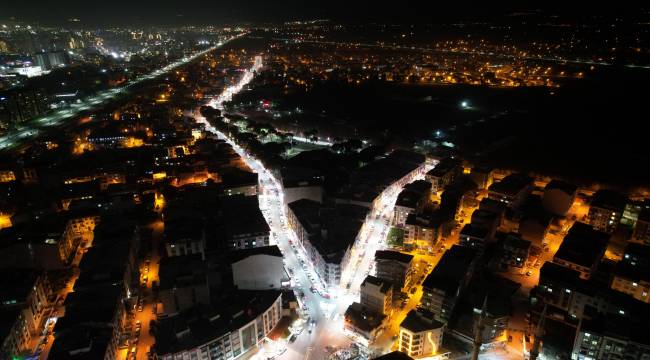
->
[194,55,432,360]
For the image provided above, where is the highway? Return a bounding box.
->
[194,55,432,360]
[0,34,245,151]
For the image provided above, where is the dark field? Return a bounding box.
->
[234,63,649,189]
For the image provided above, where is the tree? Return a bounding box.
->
[348,138,363,150]
[331,143,345,154]
[305,129,318,142]
[200,106,221,119]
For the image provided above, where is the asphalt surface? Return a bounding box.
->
[194,56,434,360]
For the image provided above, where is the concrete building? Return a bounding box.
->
[518,213,552,245]
[0,168,16,183]
[392,180,432,226]
[50,284,127,360]
[373,351,415,360]
[587,190,627,233]
[425,157,461,193]
[487,173,533,209]
[374,250,413,291]
[610,243,650,303]
[158,254,210,316]
[220,196,270,250]
[470,209,499,239]
[164,218,206,258]
[287,199,367,288]
[155,291,283,360]
[344,302,385,345]
[286,198,321,248]
[496,232,531,269]
[231,246,289,290]
[450,275,520,349]
[219,168,259,197]
[0,270,51,358]
[404,211,450,250]
[338,150,426,211]
[399,310,446,358]
[542,180,577,217]
[421,245,476,322]
[76,218,140,297]
[0,214,88,269]
[459,223,491,251]
[33,51,69,70]
[0,88,48,126]
[360,275,393,316]
[478,198,506,229]
[571,310,650,360]
[468,166,494,190]
[553,222,609,280]
[631,208,650,246]
[280,166,324,204]
[537,262,649,321]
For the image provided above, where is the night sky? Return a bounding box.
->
[4,0,646,26]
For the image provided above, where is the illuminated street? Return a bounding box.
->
[190,56,430,359]
[2,6,649,360]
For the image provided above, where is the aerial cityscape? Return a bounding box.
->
[1,2,649,360]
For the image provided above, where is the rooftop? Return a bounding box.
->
[638,208,650,223]
[280,166,323,188]
[400,310,445,333]
[158,254,208,291]
[372,351,414,360]
[580,310,650,347]
[554,222,609,269]
[544,179,577,195]
[488,173,533,197]
[460,223,490,239]
[361,275,392,294]
[590,189,627,211]
[426,157,460,177]
[230,245,283,264]
[155,290,282,356]
[290,200,367,264]
[423,245,476,294]
[375,250,413,264]
[219,195,270,239]
[55,283,123,334]
[288,198,322,235]
[219,168,258,189]
[479,197,507,213]
[0,268,40,305]
[344,302,385,333]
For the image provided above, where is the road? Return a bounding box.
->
[194,54,436,360]
[194,56,351,360]
[0,34,246,151]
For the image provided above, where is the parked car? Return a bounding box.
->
[289,334,298,343]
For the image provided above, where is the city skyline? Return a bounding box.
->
[1,5,650,360]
